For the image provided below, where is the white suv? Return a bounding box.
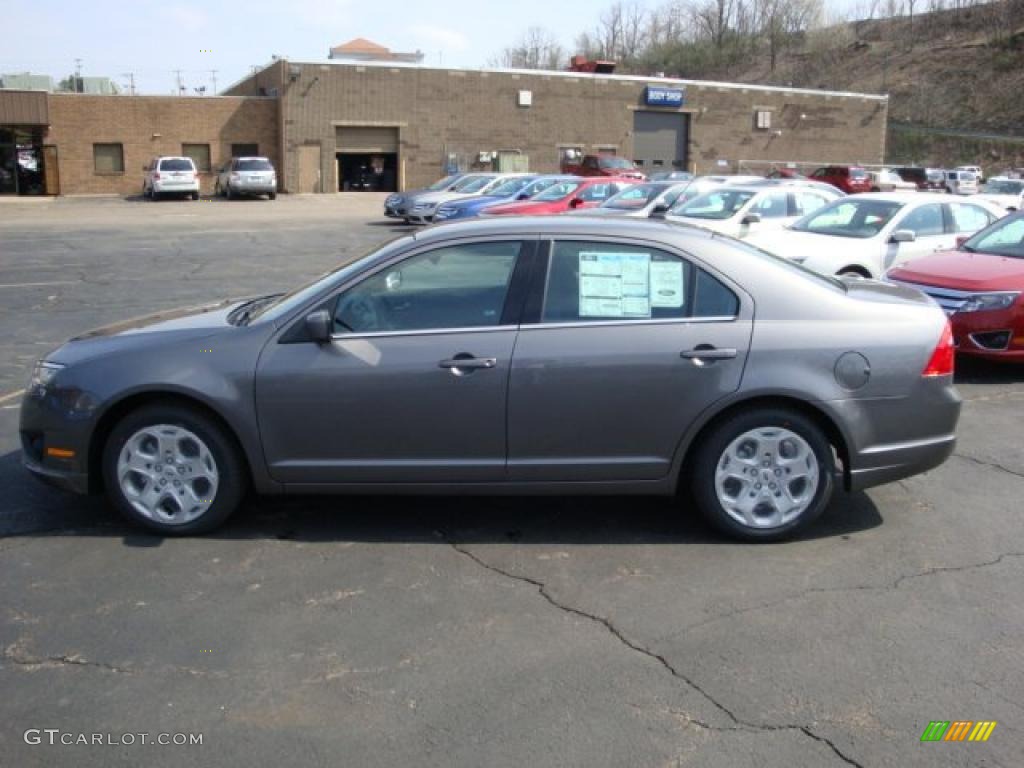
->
[144,156,200,200]
[943,170,978,196]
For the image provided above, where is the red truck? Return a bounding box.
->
[561,154,645,181]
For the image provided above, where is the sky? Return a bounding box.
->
[0,0,859,96]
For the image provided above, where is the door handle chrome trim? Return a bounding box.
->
[680,347,737,361]
[439,357,497,370]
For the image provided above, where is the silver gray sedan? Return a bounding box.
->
[20,218,960,541]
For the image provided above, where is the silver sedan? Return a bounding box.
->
[20,218,960,541]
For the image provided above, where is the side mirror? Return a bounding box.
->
[741,212,762,225]
[955,235,970,248]
[891,229,916,243]
[305,309,332,343]
[516,192,531,200]
[568,197,584,209]
[649,203,670,219]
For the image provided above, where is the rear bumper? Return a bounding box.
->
[848,434,956,491]
[153,181,199,193]
[230,183,275,195]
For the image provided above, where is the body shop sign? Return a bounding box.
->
[644,86,685,107]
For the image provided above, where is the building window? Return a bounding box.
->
[182,143,211,172]
[93,143,124,174]
[231,143,258,157]
[755,110,772,130]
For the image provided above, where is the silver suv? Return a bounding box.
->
[215,157,277,200]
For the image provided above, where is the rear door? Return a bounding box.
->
[507,237,752,482]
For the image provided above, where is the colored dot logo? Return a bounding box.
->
[199,49,213,53]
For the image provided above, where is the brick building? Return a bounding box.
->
[0,58,888,197]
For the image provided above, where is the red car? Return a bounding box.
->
[887,211,1024,362]
[810,165,872,194]
[484,178,637,216]
[561,154,646,181]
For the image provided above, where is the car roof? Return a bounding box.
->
[844,192,932,203]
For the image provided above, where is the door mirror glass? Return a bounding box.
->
[741,212,762,225]
[569,197,584,209]
[385,270,402,292]
[305,309,333,342]
[891,229,916,243]
[649,203,670,218]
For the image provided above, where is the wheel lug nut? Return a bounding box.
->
[774,468,782,476]
[755,483,762,489]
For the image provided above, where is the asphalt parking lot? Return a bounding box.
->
[1,194,1022,767]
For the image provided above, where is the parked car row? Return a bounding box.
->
[142,155,278,201]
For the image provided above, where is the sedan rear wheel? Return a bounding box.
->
[691,407,834,541]
[103,404,245,535]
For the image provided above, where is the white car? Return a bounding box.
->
[746,192,1004,278]
[956,165,984,181]
[867,169,917,192]
[665,184,839,238]
[143,156,199,200]
[975,177,1024,211]
[942,170,978,196]
[405,173,528,224]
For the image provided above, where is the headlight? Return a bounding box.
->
[957,292,1020,313]
[28,361,64,394]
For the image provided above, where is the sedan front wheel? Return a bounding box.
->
[102,404,246,535]
[690,407,835,541]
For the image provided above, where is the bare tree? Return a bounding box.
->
[490,27,566,70]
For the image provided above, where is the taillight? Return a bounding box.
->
[922,321,955,377]
[153,172,161,180]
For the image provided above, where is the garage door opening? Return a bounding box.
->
[632,111,689,173]
[337,153,397,192]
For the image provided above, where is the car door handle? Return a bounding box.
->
[439,355,497,372]
[681,346,738,362]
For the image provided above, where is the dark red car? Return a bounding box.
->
[561,154,645,181]
[484,178,637,216]
[887,211,1024,362]
[810,165,872,194]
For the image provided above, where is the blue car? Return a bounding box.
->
[433,175,579,222]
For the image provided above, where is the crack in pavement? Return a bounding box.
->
[448,541,864,767]
[952,452,1024,480]
[3,645,134,675]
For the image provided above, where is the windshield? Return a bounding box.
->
[791,198,903,239]
[598,156,633,170]
[963,214,1024,259]
[453,176,497,193]
[602,183,664,209]
[236,159,273,172]
[984,179,1024,195]
[849,168,868,180]
[489,177,534,197]
[534,181,581,201]
[159,158,193,171]
[246,235,410,324]
[427,175,459,191]
[674,189,756,220]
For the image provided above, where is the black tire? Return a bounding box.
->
[226,185,235,200]
[150,188,160,201]
[191,191,200,201]
[689,407,835,542]
[102,404,246,535]
[268,192,276,200]
[838,267,869,279]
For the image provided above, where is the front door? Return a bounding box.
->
[255,239,531,484]
[507,239,752,482]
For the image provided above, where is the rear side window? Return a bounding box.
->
[949,203,994,233]
[159,158,194,172]
[694,269,739,318]
[541,241,691,323]
[897,204,944,237]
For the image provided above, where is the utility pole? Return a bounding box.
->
[174,69,184,95]
[210,69,218,95]
[74,58,83,92]
[121,72,135,96]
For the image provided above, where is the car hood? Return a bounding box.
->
[410,190,466,206]
[441,194,508,210]
[888,249,1024,291]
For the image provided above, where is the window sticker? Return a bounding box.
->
[650,261,684,308]
[578,252,651,317]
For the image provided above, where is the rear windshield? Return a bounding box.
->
[159,158,194,171]
[598,156,633,170]
[674,189,756,220]
[236,159,273,172]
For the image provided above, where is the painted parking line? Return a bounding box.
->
[0,281,79,288]
[0,389,25,404]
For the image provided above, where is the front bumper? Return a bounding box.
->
[406,211,435,225]
[951,307,1024,361]
[19,387,100,497]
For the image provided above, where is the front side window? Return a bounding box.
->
[93,143,124,174]
[490,177,533,197]
[949,203,994,234]
[750,192,789,219]
[896,204,944,237]
[541,241,692,323]
[793,191,829,216]
[334,241,523,334]
[603,183,662,209]
[792,199,904,239]
[534,181,581,202]
[427,174,460,191]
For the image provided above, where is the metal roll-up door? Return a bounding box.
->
[335,127,399,154]
[633,111,688,169]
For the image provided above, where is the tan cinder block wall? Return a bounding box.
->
[46,94,279,195]
[228,62,887,193]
